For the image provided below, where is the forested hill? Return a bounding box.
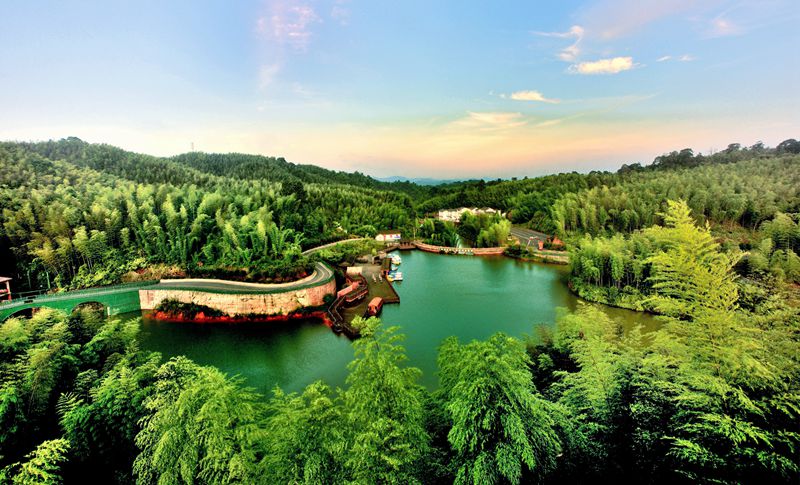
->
[417,141,800,235]
[171,151,433,198]
[7,137,430,197]
[0,138,416,291]
[1,137,798,292]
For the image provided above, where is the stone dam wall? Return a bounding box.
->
[139,278,336,317]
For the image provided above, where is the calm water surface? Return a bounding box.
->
[135,250,657,394]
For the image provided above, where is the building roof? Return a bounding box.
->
[0,277,11,283]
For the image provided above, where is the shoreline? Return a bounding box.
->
[567,279,657,314]
[145,309,334,326]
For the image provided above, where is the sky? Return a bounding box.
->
[1,0,798,178]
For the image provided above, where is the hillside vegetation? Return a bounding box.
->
[0,137,798,483]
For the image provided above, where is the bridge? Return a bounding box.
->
[0,262,334,321]
[0,281,158,321]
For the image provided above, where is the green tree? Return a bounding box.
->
[261,381,345,483]
[4,438,70,485]
[342,317,430,484]
[133,357,263,484]
[438,333,561,484]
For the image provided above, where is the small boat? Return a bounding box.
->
[367,297,384,316]
[390,271,403,281]
[391,255,402,265]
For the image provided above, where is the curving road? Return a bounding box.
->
[301,237,367,256]
[152,262,334,293]
[2,238,363,319]
[0,262,336,320]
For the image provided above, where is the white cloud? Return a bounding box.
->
[535,25,584,62]
[570,57,636,75]
[657,54,696,63]
[501,90,560,104]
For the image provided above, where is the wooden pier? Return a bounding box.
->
[333,263,401,338]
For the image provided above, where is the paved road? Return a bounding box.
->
[3,239,354,312]
[302,238,367,256]
[1,262,335,316]
[153,262,334,293]
[510,226,550,246]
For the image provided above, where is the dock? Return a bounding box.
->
[332,263,401,338]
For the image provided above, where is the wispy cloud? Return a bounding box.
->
[535,25,584,61]
[451,112,527,131]
[254,1,328,96]
[258,1,320,51]
[500,90,560,103]
[698,0,800,39]
[570,56,636,75]
[259,63,282,90]
[579,0,697,39]
[706,15,743,37]
[331,0,350,25]
[657,54,695,62]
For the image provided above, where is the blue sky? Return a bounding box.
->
[1,0,798,177]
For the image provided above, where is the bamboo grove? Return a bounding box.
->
[1,202,798,483]
[0,140,414,290]
[0,137,798,483]
[0,138,798,292]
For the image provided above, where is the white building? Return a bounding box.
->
[375,232,402,242]
[437,207,503,222]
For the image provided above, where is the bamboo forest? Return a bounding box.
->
[1,1,799,484]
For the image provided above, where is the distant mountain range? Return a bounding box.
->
[377,176,461,186]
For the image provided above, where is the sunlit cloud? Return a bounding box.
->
[500,90,560,103]
[535,25,584,62]
[451,112,527,131]
[570,56,636,75]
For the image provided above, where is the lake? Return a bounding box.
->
[135,250,658,394]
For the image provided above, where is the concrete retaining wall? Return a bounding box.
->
[139,278,336,316]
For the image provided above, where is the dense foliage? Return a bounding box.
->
[0,139,414,291]
[1,138,799,483]
[2,138,797,292]
[457,211,512,247]
[2,205,797,482]
[569,203,800,311]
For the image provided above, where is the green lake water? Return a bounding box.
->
[135,250,658,394]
